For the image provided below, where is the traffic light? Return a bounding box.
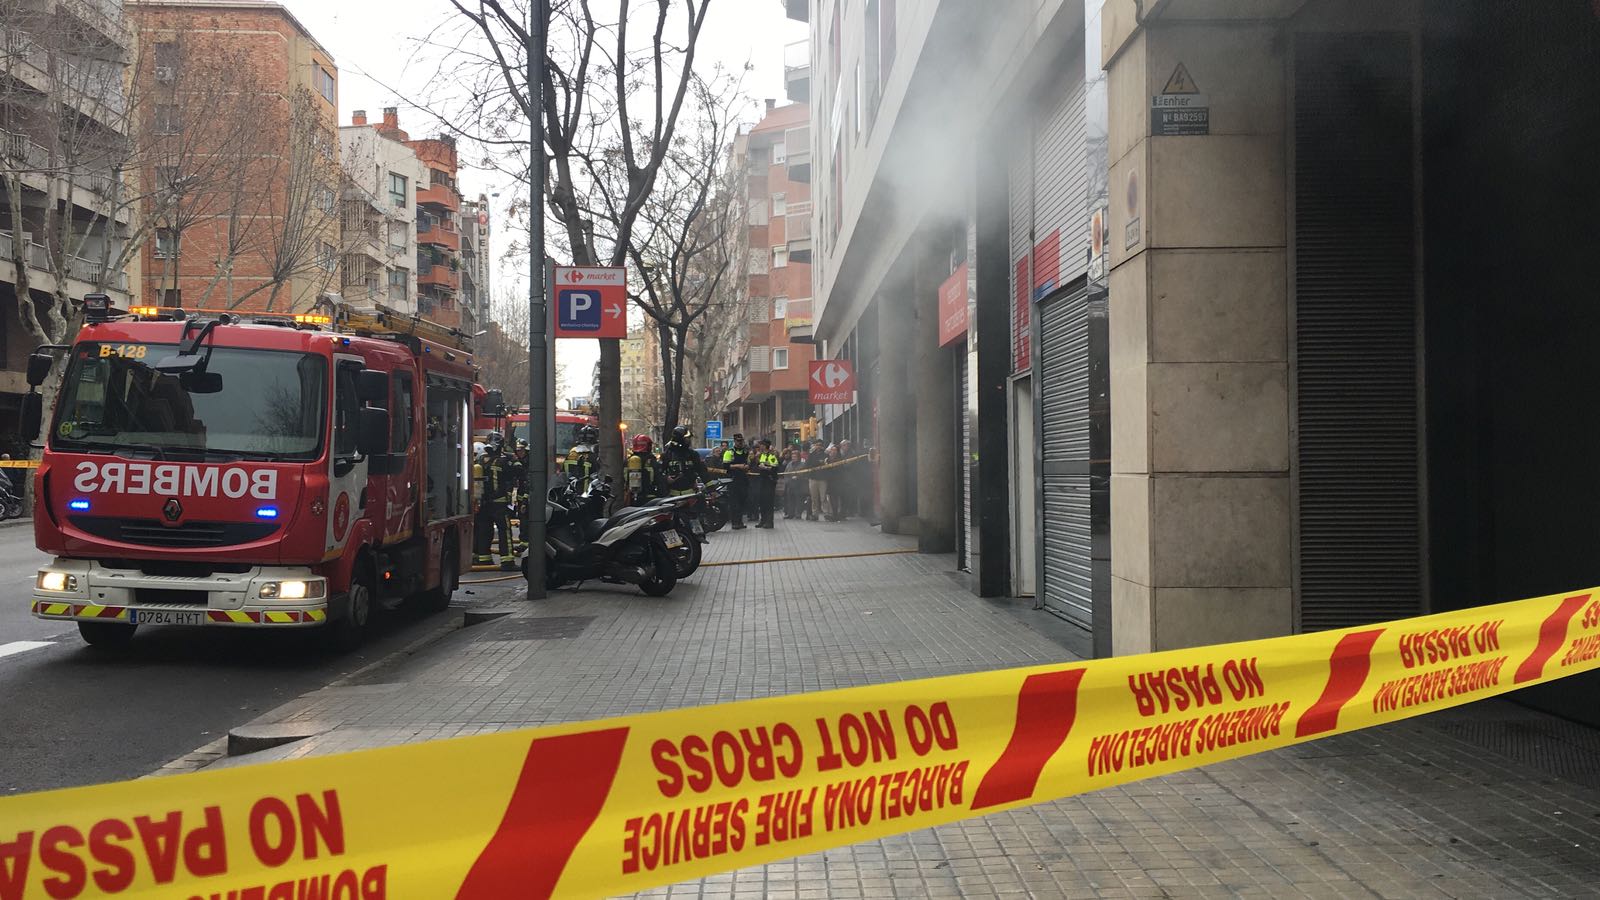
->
[798,416,819,442]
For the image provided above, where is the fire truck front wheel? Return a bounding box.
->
[78,621,136,648]
[326,572,374,652]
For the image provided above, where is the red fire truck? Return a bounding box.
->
[505,408,597,464]
[23,297,477,649]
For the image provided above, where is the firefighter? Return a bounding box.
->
[752,438,780,529]
[625,434,661,506]
[661,425,708,496]
[505,439,530,553]
[721,432,752,530]
[473,442,515,570]
[564,424,599,493]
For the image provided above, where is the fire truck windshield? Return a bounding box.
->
[52,342,328,461]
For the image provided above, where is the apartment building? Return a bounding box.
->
[459,193,490,330]
[339,108,422,314]
[707,98,816,447]
[403,131,464,330]
[1,0,140,412]
[129,0,342,312]
[619,325,662,439]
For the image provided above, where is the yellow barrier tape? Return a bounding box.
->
[2,587,1598,899]
[706,453,871,478]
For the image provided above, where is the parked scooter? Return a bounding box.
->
[540,477,682,595]
[0,473,24,521]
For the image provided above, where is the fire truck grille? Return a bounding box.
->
[69,516,280,548]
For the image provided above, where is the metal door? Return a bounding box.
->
[1037,286,1092,627]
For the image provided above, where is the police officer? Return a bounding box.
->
[661,425,707,496]
[564,424,599,493]
[721,433,752,529]
[473,442,515,570]
[752,438,780,529]
[625,434,662,506]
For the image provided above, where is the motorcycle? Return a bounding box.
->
[635,491,709,578]
[697,477,734,534]
[0,475,24,521]
[541,477,681,596]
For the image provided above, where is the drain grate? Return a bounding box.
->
[483,616,595,641]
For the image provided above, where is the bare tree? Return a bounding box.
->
[624,72,740,432]
[443,0,713,484]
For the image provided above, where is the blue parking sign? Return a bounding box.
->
[558,289,601,332]
[704,421,723,442]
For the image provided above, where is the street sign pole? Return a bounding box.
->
[525,0,548,600]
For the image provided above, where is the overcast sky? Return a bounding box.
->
[284,0,807,400]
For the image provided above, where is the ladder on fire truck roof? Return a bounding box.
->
[330,301,474,355]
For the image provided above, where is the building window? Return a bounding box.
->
[154,104,180,134]
[389,268,407,287]
[749,298,768,323]
[772,192,786,216]
[773,297,788,320]
[318,241,336,270]
[773,142,786,165]
[160,289,181,308]
[772,246,788,268]
[747,247,767,274]
[315,183,336,214]
[772,348,789,370]
[154,42,178,81]
[154,228,178,259]
[389,172,407,207]
[314,64,336,103]
[156,166,181,192]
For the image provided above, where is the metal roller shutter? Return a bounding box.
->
[1293,33,1421,630]
[1032,66,1089,291]
[1038,287,1092,627]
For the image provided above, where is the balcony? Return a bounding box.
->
[784,41,810,103]
[785,298,814,344]
[783,0,807,23]
[415,182,460,211]
[418,217,460,251]
[784,126,810,183]
[786,204,812,264]
[57,0,133,46]
[418,265,460,291]
[0,229,130,293]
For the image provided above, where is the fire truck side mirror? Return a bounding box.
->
[357,407,390,458]
[484,389,505,417]
[25,352,53,388]
[19,393,42,442]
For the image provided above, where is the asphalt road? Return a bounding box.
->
[0,521,478,796]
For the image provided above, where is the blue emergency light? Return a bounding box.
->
[68,499,90,511]
[255,507,279,519]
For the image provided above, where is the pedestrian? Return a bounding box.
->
[721,432,752,529]
[752,439,780,528]
[832,438,857,522]
[823,443,847,521]
[781,447,806,519]
[806,439,828,521]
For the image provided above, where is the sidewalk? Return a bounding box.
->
[201,519,1600,899]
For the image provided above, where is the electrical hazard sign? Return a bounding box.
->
[1151,62,1209,136]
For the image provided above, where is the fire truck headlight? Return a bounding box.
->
[37,572,77,592]
[259,580,325,600]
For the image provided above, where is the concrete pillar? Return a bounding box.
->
[876,289,913,532]
[914,254,956,553]
[1106,15,1293,654]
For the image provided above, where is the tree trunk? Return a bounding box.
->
[657,319,678,431]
